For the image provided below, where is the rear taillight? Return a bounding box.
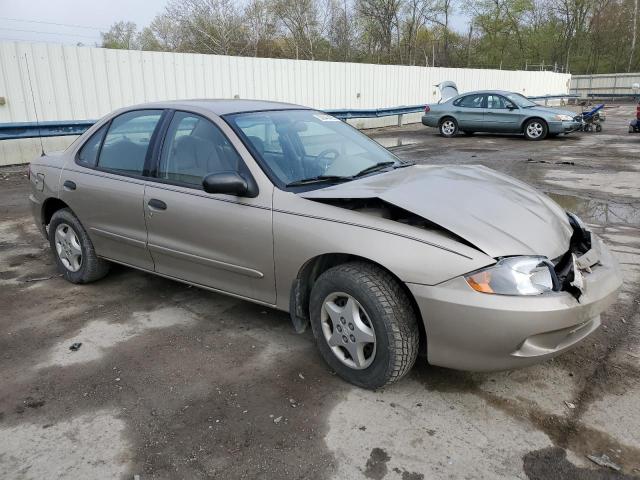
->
[424,105,431,113]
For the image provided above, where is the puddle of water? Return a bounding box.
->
[375,137,419,148]
[547,192,640,227]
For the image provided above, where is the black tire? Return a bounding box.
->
[309,262,419,389]
[49,208,110,284]
[439,117,458,137]
[462,130,475,136]
[595,124,602,132]
[523,118,548,140]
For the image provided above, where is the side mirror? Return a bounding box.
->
[202,172,258,198]
[507,104,517,110]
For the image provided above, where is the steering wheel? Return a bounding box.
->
[316,148,340,173]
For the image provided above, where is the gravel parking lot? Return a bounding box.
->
[1,104,639,480]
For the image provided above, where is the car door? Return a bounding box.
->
[144,110,276,304]
[60,109,165,270]
[484,94,521,132]
[451,94,486,130]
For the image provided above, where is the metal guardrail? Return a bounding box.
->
[0,94,583,140]
[0,120,95,140]
[325,105,425,120]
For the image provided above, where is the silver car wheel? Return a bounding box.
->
[441,120,456,136]
[321,292,377,370]
[527,121,544,138]
[54,223,82,272]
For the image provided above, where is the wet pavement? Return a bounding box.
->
[1,103,639,479]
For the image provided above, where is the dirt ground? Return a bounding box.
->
[1,104,639,480]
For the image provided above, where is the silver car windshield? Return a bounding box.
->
[226,110,401,188]
[505,93,537,108]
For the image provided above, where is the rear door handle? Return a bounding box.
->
[148,198,167,211]
[63,180,76,191]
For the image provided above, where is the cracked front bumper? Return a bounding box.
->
[407,236,622,371]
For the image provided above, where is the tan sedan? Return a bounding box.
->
[29,100,622,389]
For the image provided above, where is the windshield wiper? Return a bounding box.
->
[286,175,350,187]
[352,161,396,178]
[395,161,415,168]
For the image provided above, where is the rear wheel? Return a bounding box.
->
[439,117,458,137]
[49,208,110,284]
[309,262,419,389]
[523,119,548,140]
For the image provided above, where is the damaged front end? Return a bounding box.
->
[463,212,598,301]
[552,212,598,300]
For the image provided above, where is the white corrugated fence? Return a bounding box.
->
[0,41,571,165]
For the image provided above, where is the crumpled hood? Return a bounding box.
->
[300,165,573,259]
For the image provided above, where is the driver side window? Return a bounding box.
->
[158,112,242,187]
[487,95,514,110]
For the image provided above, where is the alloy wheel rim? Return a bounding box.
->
[527,122,543,138]
[55,223,82,272]
[442,121,455,135]
[321,292,376,370]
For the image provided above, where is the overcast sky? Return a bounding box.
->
[0,0,468,46]
[0,0,170,45]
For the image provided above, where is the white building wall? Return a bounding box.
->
[0,41,572,166]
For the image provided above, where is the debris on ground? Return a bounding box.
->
[564,401,576,409]
[586,454,621,471]
[69,342,82,352]
[22,274,61,283]
[273,416,283,424]
[298,373,305,380]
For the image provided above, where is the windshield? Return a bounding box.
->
[505,93,537,108]
[225,110,401,188]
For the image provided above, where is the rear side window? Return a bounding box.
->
[455,95,485,108]
[77,125,107,167]
[97,110,162,176]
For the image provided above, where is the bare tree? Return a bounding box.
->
[244,0,277,56]
[357,0,402,61]
[273,0,324,59]
[166,0,247,55]
[328,0,356,61]
[101,21,138,49]
[630,0,639,72]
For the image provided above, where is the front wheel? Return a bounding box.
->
[439,117,458,137]
[309,262,419,389]
[49,208,110,284]
[523,119,548,140]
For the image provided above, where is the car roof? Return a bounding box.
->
[456,90,522,96]
[129,99,310,116]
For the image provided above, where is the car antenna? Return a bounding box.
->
[24,53,45,156]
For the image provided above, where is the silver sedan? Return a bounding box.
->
[29,100,621,389]
[422,90,582,140]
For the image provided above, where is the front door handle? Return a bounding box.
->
[63,180,76,191]
[148,198,167,211]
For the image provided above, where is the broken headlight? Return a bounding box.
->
[465,256,558,295]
